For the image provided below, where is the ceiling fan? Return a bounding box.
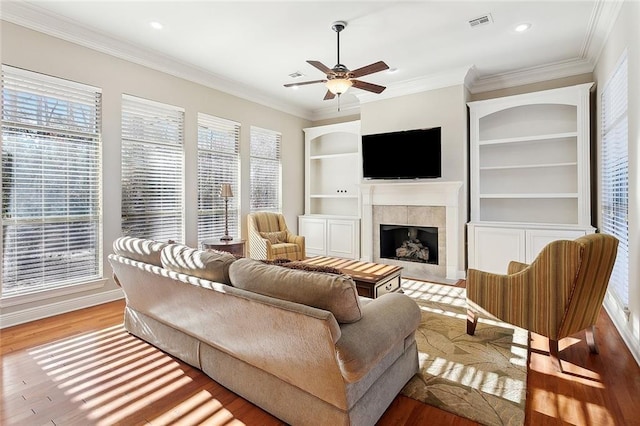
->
[284,21,389,100]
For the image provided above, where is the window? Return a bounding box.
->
[250,126,281,212]
[197,113,240,241]
[1,66,102,299]
[121,95,184,242]
[600,50,628,307]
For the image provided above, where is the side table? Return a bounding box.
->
[201,238,246,257]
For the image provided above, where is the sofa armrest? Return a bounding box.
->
[286,232,304,246]
[286,232,305,257]
[335,293,421,382]
[248,233,272,260]
[508,261,529,274]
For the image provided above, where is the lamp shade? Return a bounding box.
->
[326,78,353,95]
[219,183,233,198]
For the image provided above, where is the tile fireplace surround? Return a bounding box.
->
[360,181,463,282]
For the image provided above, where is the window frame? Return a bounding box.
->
[1,65,104,304]
[121,94,185,243]
[197,113,240,242]
[600,49,629,308]
[249,126,282,213]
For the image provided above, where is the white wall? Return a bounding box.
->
[593,0,640,365]
[0,21,310,326]
[359,85,469,277]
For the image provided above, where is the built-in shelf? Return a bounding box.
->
[301,120,362,259]
[479,193,579,199]
[479,131,578,145]
[309,194,359,199]
[467,83,595,274]
[309,152,359,161]
[480,162,577,171]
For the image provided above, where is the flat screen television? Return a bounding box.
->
[362,127,441,179]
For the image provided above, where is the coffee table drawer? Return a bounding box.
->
[375,274,402,298]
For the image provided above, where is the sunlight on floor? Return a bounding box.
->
[26,325,246,425]
[407,280,528,405]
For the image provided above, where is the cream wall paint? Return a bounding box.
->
[593,0,640,365]
[0,21,310,325]
[359,85,469,277]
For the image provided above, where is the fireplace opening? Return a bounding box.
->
[380,225,438,264]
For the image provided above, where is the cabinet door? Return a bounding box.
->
[327,219,360,259]
[299,217,326,256]
[525,229,587,263]
[472,226,526,274]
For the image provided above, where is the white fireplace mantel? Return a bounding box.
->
[360,181,463,280]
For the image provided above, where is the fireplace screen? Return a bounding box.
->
[379,225,438,264]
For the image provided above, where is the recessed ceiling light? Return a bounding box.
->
[149,21,163,30]
[514,23,531,33]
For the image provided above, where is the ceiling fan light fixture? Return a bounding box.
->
[326,78,352,95]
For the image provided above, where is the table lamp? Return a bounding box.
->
[219,183,233,241]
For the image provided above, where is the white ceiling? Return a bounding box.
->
[0,1,622,120]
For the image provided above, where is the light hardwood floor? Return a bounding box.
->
[2,294,639,425]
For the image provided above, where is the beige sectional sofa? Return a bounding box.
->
[109,237,421,426]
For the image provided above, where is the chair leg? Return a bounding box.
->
[467,309,478,335]
[585,325,599,354]
[549,339,563,372]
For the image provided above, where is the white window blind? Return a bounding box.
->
[250,126,281,212]
[1,65,102,298]
[197,113,240,241]
[600,50,628,308]
[121,95,184,242]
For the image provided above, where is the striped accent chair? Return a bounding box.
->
[466,233,618,371]
[247,212,305,261]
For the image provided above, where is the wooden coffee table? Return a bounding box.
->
[302,256,403,299]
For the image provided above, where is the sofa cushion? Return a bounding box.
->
[229,258,362,323]
[113,236,168,267]
[161,245,237,285]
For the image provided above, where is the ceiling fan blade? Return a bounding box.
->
[323,90,336,100]
[307,60,334,75]
[350,61,389,78]
[284,79,326,88]
[352,80,386,94]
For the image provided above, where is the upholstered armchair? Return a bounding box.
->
[247,212,305,261]
[466,233,618,371]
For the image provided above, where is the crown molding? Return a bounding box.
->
[354,65,475,105]
[581,0,625,63]
[469,57,594,94]
[0,1,313,120]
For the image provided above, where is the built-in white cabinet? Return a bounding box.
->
[299,121,361,259]
[467,83,595,273]
[299,216,360,259]
[467,223,589,274]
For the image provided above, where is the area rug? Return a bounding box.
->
[400,280,528,426]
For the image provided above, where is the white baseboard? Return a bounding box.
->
[0,289,124,329]
[603,294,640,367]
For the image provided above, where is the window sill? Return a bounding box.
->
[0,278,108,308]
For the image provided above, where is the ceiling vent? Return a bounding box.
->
[469,14,493,28]
[288,71,305,79]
